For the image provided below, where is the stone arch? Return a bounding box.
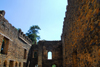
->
[52,64,56,67]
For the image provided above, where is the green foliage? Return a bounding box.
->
[52,64,56,67]
[26,25,40,44]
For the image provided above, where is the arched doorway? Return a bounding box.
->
[52,64,56,67]
[35,64,38,67]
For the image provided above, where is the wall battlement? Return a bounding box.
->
[0,10,31,67]
[0,10,32,45]
[18,29,32,45]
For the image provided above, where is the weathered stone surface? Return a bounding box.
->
[0,10,32,67]
[26,41,63,67]
[1,0,100,67]
[62,0,100,67]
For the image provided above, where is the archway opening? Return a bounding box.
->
[52,64,56,67]
[47,51,52,60]
[35,64,38,67]
[4,60,7,67]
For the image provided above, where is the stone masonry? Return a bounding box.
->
[62,0,100,67]
[1,0,100,67]
[26,41,63,67]
[0,10,32,67]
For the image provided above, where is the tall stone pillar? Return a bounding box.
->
[7,60,9,67]
[38,42,43,67]
[21,62,23,67]
[13,61,15,67]
[17,62,19,67]
[0,60,3,67]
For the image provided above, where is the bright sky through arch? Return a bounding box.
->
[0,0,68,40]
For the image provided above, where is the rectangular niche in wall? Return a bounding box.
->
[24,49,27,59]
[23,62,26,67]
[72,50,77,67]
[9,60,14,67]
[1,37,9,54]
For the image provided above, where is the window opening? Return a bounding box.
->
[34,52,37,58]
[4,61,7,67]
[47,51,52,60]
[24,49,27,59]
[1,37,9,54]
[72,50,77,67]
[23,62,26,67]
[1,39,4,53]
[19,62,21,67]
[9,60,14,67]
[35,64,38,67]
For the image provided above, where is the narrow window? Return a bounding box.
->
[19,62,21,67]
[24,49,27,59]
[1,37,9,54]
[47,51,52,60]
[72,50,77,67]
[23,62,26,67]
[9,60,14,67]
[4,60,7,67]
[34,52,37,58]
[15,62,17,67]
[1,39,4,53]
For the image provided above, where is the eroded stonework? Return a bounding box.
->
[0,10,32,67]
[62,0,100,67]
[1,0,100,67]
[26,41,63,67]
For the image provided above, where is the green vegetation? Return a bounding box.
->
[26,25,41,44]
[52,64,56,67]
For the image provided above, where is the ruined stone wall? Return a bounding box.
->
[0,10,32,67]
[62,0,100,67]
[38,41,63,67]
[26,45,38,67]
[26,41,63,67]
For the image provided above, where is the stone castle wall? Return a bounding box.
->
[62,0,100,67]
[0,10,32,67]
[39,41,63,67]
[26,41,63,67]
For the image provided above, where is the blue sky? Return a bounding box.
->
[0,0,68,40]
